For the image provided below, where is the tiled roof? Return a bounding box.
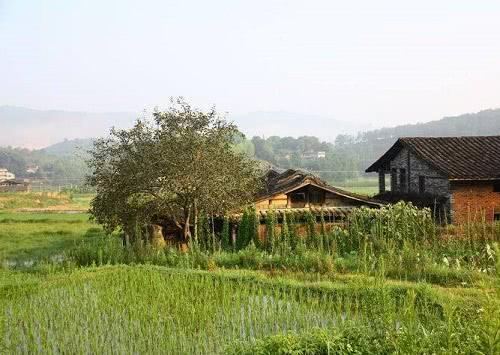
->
[258,168,382,206]
[366,136,500,180]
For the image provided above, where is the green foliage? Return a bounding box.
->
[287,211,300,250]
[265,209,277,253]
[278,211,290,253]
[221,216,231,251]
[305,211,316,248]
[237,209,250,251]
[250,207,260,248]
[238,206,259,250]
[229,319,485,355]
[0,145,89,183]
[0,192,72,210]
[345,201,436,255]
[196,212,212,251]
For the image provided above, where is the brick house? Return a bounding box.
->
[366,136,500,224]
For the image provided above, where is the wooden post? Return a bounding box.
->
[407,150,411,193]
[305,186,310,208]
[378,169,386,193]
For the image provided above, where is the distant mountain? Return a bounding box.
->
[230,111,363,141]
[2,105,500,163]
[357,108,500,141]
[0,106,361,148]
[0,106,138,149]
[40,138,94,157]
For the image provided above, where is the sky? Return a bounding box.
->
[1,0,500,129]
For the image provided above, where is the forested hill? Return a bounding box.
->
[41,138,94,157]
[356,108,500,141]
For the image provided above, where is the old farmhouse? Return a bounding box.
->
[237,168,383,241]
[366,136,500,224]
[257,168,381,212]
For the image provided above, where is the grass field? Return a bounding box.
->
[338,185,378,195]
[0,192,92,212]
[0,212,101,264]
[0,192,97,263]
[0,193,499,353]
[331,177,381,196]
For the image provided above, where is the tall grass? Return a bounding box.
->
[343,202,499,282]
[60,202,499,287]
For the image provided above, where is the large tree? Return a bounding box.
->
[87,98,261,244]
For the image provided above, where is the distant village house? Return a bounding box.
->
[26,165,39,174]
[0,168,15,181]
[301,151,326,160]
[0,168,31,192]
[366,136,500,224]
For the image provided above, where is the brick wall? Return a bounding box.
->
[390,147,449,195]
[451,182,500,224]
[388,148,452,222]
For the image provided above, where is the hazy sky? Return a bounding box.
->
[1,0,500,127]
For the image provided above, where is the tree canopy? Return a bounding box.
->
[87,99,262,243]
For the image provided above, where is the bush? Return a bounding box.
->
[229,320,483,355]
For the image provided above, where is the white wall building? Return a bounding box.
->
[0,168,15,181]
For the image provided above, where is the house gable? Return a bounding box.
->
[255,175,381,211]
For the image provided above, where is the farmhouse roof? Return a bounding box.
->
[258,168,382,206]
[0,179,25,186]
[365,136,500,180]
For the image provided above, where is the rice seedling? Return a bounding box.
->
[1,265,491,354]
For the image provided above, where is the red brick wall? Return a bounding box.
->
[451,182,500,224]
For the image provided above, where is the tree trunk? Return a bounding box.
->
[211,214,216,253]
[123,233,130,247]
[193,199,198,241]
[183,206,192,241]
